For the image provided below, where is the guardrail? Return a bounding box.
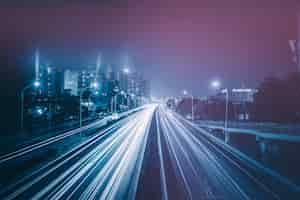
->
[198,124,300,143]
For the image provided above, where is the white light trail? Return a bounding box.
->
[155,110,169,200]
[2,104,294,199]
[157,106,251,199]
[2,107,155,200]
[0,107,144,164]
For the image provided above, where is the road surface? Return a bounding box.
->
[0,105,299,199]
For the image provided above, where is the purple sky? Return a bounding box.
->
[0,0,299,97]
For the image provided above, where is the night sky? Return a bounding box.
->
[0,0,299,132]
[1,0,299,95]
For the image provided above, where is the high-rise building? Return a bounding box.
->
[127,72,139,96]
[78,70,96,90]
[33,65,64,98]
[119,71,129,92]
[64,70,79,96]
[127,72,150,98]
[106,64,115,80]
[140,79,150,98]
[43,66,64,97]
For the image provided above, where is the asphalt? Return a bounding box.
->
[0,105,299,200]
[136,106,300,199]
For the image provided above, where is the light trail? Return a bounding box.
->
[159,108,217,198]
[158,108,193,199]
[1,106,156,200]
[80,109,152,200]
[155,110,169,200]
[2,114,138,200]
[161,108,250,199]
[174,110,300,194]
[1,104,298,199]
[32,113,141,200]
[155,106,289,199]
[0,107,144,164]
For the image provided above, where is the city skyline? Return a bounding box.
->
[1,1,300,199]
[0,0,299,98]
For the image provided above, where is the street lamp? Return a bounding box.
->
[120,90,127,109]
[37,108,43,115]
[79,82,99,135]
[111,86,120,113]
[211,80,221,89]
[183,90,188,96]
[20,80,41,130]
[210,80,230,143]
[33,81,41,87]
[130,93,137,108]
[91,82,99,89]
[182,90,194,121]
[123,67,130,74]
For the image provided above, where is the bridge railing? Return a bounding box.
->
[198,124,300,143]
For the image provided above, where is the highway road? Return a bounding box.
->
[0,104,299,199]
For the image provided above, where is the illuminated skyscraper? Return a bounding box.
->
[43,66,64,97]
[106,64,115,80]
[64,70,79,96]
[35,49,40,81]
[119,71,129,92]
[78,70,96,90]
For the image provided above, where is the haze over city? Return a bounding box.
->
[0,0,299,97]
[0,1,300,199]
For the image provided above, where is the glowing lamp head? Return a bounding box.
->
[37,108,43,115]
[211,80,221,89]
[91,82,99,89]
[123,68,130,74]
[182,90,188,96]
[33,80,41,87]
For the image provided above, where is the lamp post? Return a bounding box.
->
[130,93,136,108]
[182,90,194,121]
[120,90,127,110]
[211,80,230,143]
[112,86,120,113]
[20,80,40,130]
[223,88,229,143]
[122,67,130,108]
[123,67,130,74]
[79,82,98,135]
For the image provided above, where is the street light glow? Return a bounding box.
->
[37,108,43,115]
[182,90,188,96]
[33,80,41,87]
[211,80,221,89]
[91,82,99,89]
[123,68,130,74]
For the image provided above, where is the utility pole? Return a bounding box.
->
[35,49,40,81]
[224,89,229,143]
[191,95,194,121]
